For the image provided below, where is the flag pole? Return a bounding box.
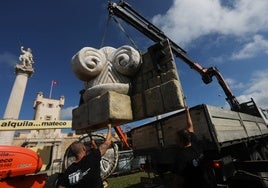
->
[49,80,53,98]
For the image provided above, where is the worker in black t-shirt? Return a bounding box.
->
[172,107,210,188]
[58,124,112,188]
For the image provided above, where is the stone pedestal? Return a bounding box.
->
[72,91,132,132]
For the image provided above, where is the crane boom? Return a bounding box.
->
[108,1,240,111]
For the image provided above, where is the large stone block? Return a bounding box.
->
[148,75,161,88]
[161,69,179,83]
[160,80,184,112]
[72,91,133,132]
[72,102,89,130]
[145,86,164,116]
[131,93,145,120]
[129,40,185,120]
[131,80,184,119]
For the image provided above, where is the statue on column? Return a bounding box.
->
[15,46,35,76]
[19,46,34,67]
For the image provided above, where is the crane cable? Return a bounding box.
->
[110,16,139,50]
[100,14,111,48]
[101,12,139,51]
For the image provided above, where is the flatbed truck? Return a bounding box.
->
[107,1,268,187]
[130,103,268,187]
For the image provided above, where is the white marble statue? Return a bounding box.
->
[19,46,34,67]
[71,45,142,101]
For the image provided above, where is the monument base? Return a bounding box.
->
[72,91,133,133]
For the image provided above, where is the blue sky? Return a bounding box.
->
[1,0,268,127]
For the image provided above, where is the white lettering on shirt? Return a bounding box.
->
[68,168,91,185]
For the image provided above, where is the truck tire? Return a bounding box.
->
[260,144,268,160]
[250,150,268,188]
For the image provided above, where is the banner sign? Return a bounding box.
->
[0,120,72,130]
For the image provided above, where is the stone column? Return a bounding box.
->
[0,47,34,145]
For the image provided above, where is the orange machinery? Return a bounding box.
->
[0,145,47,188]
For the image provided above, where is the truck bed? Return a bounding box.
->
[130,104,268,153]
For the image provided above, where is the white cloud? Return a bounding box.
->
[231,35,268,60]
[60,106,76,120]
[0,52,17,66]
[152,0,268,46]
[225,78,245,89]
[237,69,268,109]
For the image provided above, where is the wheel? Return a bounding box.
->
[100,143,119,179]
[62,134,119,179]
[260,144,268,160]
[250,150,268,188]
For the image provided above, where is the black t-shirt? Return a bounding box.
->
[58,149,103,188]
[173,132,206,188]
